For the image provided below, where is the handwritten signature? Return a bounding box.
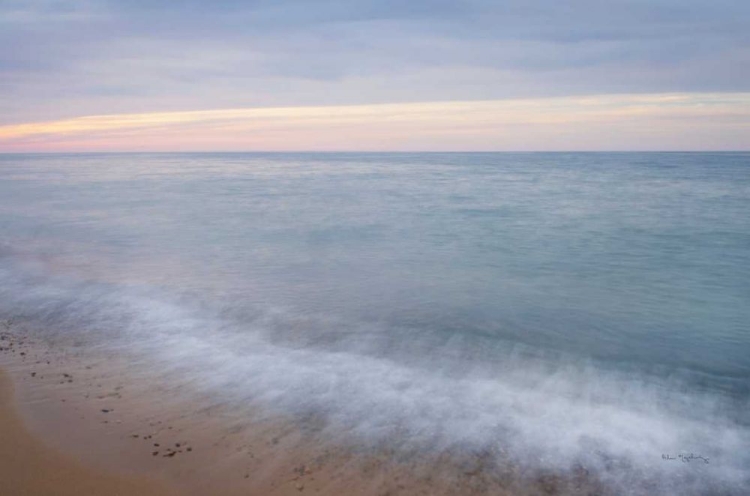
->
[662,453,709,464]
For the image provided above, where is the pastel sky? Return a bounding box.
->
[2,0,749,151]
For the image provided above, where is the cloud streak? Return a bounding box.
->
[2,93,748,151]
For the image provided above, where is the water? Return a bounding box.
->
[1,152,749,493]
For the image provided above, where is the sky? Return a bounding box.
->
[1,0,749,151]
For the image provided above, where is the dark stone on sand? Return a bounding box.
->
[152,451,159,456]
[101,409,111,413]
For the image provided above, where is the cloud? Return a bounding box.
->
[0,0,748,147]
[2,93,748,151]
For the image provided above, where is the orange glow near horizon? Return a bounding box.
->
[2,93,749,152]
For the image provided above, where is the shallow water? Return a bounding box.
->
[1,152,748,493]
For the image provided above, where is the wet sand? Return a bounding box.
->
[0,369,177,496]
[0,323,602,496]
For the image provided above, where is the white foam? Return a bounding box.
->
[1,257,748,494]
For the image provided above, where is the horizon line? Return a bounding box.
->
[2,150,750,154]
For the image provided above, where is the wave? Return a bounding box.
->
[0,249,747,494]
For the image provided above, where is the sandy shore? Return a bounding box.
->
[0,323,605,496]
[0,368,177,496]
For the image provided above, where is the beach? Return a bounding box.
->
[1,324,608,496]
[0,367,176,496]
[0,328,342,496]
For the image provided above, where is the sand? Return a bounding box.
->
[0,369,178,496]
[0,323,602,496]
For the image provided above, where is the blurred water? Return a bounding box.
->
[1,152,749,492]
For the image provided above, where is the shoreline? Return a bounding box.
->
[0,324,599,496]
[0,327,490,496]
[0,329,350,496]
[0,322,728,496]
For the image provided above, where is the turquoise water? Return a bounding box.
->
[1,152,748,493]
